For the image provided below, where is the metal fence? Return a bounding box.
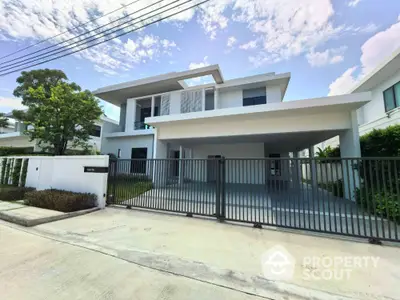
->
[107,157,400,242]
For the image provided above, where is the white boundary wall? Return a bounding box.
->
[25,155,109,208]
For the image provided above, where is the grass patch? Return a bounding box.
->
[108,180,153,204]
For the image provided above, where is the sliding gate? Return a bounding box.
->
[107,157,400,242]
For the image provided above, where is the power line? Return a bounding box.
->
[0,0,168,68]
[0,0,189,73]
[0,0,144,61]
[0,0,208,77]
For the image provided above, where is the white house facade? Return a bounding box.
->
[320,48,400,150]
[94,65,370,196]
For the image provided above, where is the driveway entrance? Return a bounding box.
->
[108,157,400,243]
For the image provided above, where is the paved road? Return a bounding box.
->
[0,223,261,300]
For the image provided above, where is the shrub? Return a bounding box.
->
[319,180,344,198]
[356,190,400,223]
[11,159,22,186]
[24,189,97,212]
[0,146,33,156]
[0,186,35,201]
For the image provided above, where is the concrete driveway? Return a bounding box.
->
[0,222,262,300]
[3,207,399,300]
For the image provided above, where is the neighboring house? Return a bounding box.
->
[94,64,370,196]
[0,114,117,152]
[320,48,400,150]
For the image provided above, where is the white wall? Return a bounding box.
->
[266,85,282,103]
[184,143,266,184]
[101,135,154,159]
[0,136,35,148]
[158,111,351,140]
[218,89,243,109]
[25,155,109,208]
[359,69,400,126]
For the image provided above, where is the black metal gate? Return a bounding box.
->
[107,157,400,242]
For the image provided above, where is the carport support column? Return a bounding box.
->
[179,145,184,185]
[308,147,318,190]
[339,110,361,201]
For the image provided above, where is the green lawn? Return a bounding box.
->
[108,180,153,204]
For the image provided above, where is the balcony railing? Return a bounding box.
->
[134,121,154,130]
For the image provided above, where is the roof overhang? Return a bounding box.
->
[351,48,400,93]
[93,64,224,106]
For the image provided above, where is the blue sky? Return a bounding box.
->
[0,0,399,121]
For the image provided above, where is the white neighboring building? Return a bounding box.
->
[94,64,370,193]
[0,114,117,152]
[320,48,400,150]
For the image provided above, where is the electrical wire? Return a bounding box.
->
[0,0,144,60]
[0,0,167,68]
[0,0,209,77]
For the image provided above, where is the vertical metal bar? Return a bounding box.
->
[376,160,385,238]
[361,159,371,238]
[323,159,331,232]
[393,159,400,241]
[326,160,333,233]
[350,159,361,236]
[215,158,221,219]
[340,159,349,235]
[387,159,396,240]
[381,159,391,239]
[368,160,379,238]
[315,157,322,231]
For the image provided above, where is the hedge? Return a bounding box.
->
[0,186,35,201]
[24,189,97,212]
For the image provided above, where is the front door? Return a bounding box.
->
[172,150,180,176]
[131,148,148,173]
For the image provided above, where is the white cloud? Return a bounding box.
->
[0,96,26,113]
[328,66,358,96]
[239,40,257,50]
[189,56,209,70]
[0,0,181,74]
[306,46,347,67]
[227,36,237,47]
[329,18,400,95]
[94,65,118,76]
[348,0,362,7]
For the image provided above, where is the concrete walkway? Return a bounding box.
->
[8,207,399,300]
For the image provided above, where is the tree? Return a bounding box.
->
[12,69,102,155]
[0,113,9,128]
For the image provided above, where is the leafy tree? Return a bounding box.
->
[0,113,9,128]
[12,69,102,155]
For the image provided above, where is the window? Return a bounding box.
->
[90,125,101,137]
[383,82,400,112]
[243,88,266,107]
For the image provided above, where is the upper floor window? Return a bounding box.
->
[243,87,266,107]
[383,81,400,112]
[90,125,101,137]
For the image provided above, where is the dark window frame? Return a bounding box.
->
[383,81,400,112]
[90,125,101,137]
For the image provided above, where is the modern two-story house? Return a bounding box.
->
[95,65,370,196]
